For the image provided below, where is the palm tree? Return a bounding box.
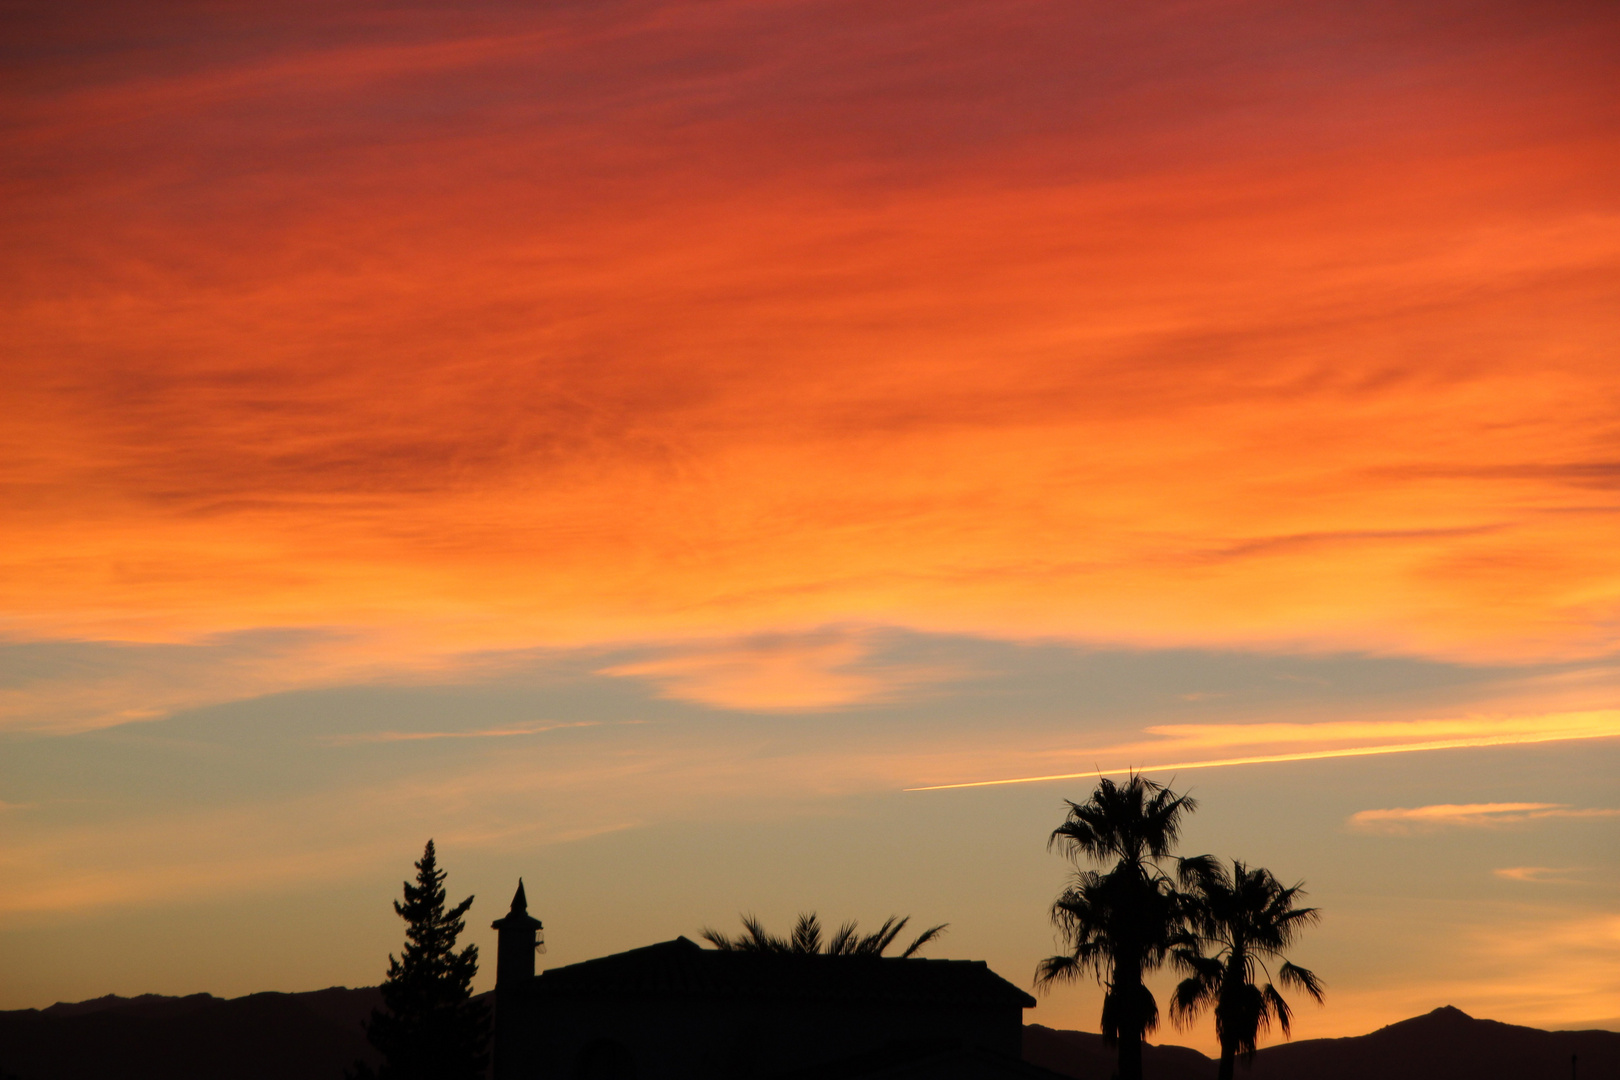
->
[1037,774,1198,1080]
[701,911,947,958]
[1038,866,1179,1077]
[1170,859,1324,1080]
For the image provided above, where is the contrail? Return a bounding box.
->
[903,726,1620,792]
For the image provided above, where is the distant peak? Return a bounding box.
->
[1429,1005,1474,1020]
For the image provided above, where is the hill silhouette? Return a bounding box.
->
[0,986,381,1080]
[1024,1006,1620,1080]
[4,994,1617,1079]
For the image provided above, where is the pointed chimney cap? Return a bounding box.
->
[492,877,543,932]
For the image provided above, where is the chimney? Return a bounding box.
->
[490,879,544,987]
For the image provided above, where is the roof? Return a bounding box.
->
[517,937,1036,1010]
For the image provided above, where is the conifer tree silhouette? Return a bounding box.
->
[353,840,489,1080]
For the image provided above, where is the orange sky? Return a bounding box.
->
[6,0,1619,665]
[2,0,1617,1046]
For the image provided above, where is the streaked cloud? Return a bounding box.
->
[315,720,600,746]
[1349,802,1620,834]
[0,755,650,917]
[598,630,959,711]
[0,630,407,734]
[4,627,1560,737]
[1493,866,1583,883]
[1141,713,1620,749]
[2,1,1618,662]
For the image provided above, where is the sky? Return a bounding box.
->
[2,0,1618,1050]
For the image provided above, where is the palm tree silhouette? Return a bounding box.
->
[701,912,946,957]
[1036,774,1197,1080]
[1170,858,1324,1080]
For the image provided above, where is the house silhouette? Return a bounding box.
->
[490,882,1060,1079]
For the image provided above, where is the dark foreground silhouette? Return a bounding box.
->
[0,986,383,1080]
[1025,1006,1620,1080]
[358,839,489,1080]
[3,995,1616,1079]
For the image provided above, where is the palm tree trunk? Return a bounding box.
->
[1115,956,1145,1080]
[1216,1039,1236,1080]
[1119,1030,1144,1080]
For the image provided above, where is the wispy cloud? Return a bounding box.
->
[315,720,600,746]
[4,2,1620,664]
[1138,714,1619,748]
[599,630,957,711]
[0,629,427,734]
[1494,866,1583,883]
[0,750,656,916]
[1349,803,1620,833]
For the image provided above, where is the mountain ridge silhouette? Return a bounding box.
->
[3,993,1616,1079]
[1024,1005,1620,1080]
[0,986,384,1080]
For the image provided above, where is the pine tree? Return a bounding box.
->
[355,840,490,1080]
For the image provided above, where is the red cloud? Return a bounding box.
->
[3,0,1618,659]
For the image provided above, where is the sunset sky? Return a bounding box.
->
[3,0,1618,1048]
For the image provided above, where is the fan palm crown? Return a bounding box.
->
[1048,773,1197,872]
[1171,858,1324,1080]
[1037,774,1197,1080]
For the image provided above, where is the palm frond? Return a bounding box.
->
[701,913,792,953]
[790,912,823,954]
[827,920,859,956]
[702,911,942,958]
[698,925,734,951]
[1034,953,1085,988]
[1120,980,1161,1037]
[1169,969,1218,1028]
[1223,981,1266,1057]
[855,915,906,956]
[1278,961,1324,1003]
[1171,948,1221,981]
[898,922,947,958]
[1261,982,1294,1038]
[741,913,787,952]
[1176,853,1223,890]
